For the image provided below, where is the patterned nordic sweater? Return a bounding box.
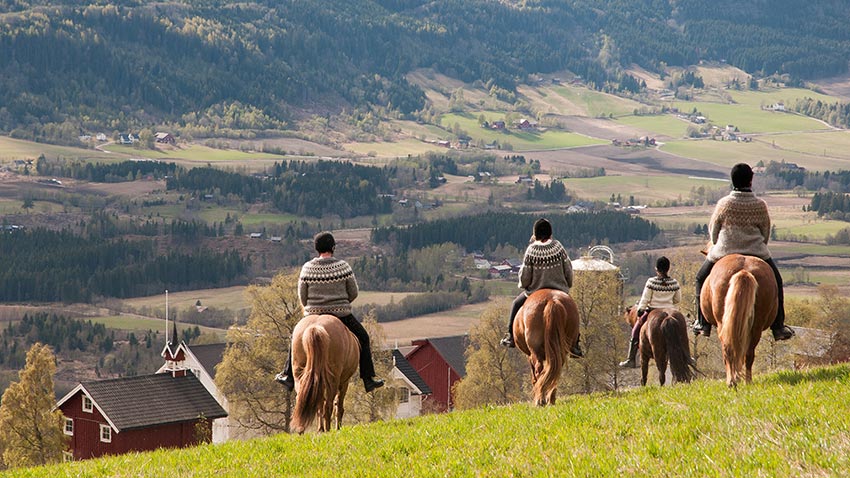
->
[298,257,358,317]
[518,239,573,295]
[707,189,771,262]
[636,276,681,311]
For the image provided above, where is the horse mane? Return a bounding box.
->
[291,324,334,433]
[718,270,757,386]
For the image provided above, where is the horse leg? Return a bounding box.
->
[336,382,350,430]
[745,348,756,384]
[656,351,668,387]
[640,348,650,387]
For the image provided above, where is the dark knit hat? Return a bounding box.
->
[731,163,754,189]
[314,231,335,253]
[533,218,552,241]
[656,256,670,274]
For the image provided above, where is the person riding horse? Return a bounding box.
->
[277,231,384,393]
[693,163,794,341]
[620,256,694,368]
[500,218,583,358]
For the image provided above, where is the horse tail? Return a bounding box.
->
[661,313,692,383]
[291,325,334,433]
[719,270,757,385]
[536,297,568,403]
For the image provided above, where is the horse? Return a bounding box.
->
[701,254,777,388]
[289,314,360,433]
[513,288,580,406]
[624,306,693,386]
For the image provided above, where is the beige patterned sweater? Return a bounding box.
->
[707,189,771,262]
[637,276,681,311]
[298,257,358,317]
[518,239,573,295]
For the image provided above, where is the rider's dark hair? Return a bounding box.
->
[731,163,754,189]
[314,231,336,254]
[533,218,552,241]
[656,256,671,275]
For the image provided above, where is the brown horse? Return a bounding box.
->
[513,288,580,406]
[289,314,360,433]
[624,306,693,386]
[701,254,777,388]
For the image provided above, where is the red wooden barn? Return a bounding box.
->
[405,335,469,412]
[56,372,227,461]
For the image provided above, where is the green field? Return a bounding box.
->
[439,112,607,151]
[757,131,850,163]
[659,138,850,172]
[560,175,727,203]
[549,85,643,117]
[13,365,850,477]
[0,136,117,163]
[104,144,285,163]
[615,114,691,138]
[727,87,839,108]
[344,138,447,157]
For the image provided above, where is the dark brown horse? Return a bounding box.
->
[624,306,693,386]
[701,254,777,388]
[513,289,580,406]
[290,314,360,433]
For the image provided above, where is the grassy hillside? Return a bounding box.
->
[12,365,850,477]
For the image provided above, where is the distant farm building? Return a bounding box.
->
[155,132,176,144]
[405,335,469,412]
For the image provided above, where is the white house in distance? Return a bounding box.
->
[391,349,432,418]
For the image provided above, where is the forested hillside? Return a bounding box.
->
[2,0,850,143]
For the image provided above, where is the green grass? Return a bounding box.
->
[659,139,850,171]
[345,138,448,157]
[12,365,850,477]
[727,87,839,108]
[438,112,606,151]
[665,100,828,134]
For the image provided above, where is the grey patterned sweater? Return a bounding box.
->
[298,257,358,317]
[707,189,771,262]
[518,239,573,295]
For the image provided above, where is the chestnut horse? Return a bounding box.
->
[624,306,693,386]
[513,289,580,406]
[290,314,360,433]
[701,254,777,388]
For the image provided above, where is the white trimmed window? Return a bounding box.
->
[64,418,74,436]
[99,424,112,443]
[399,387,410,404]
[82,395,93,413]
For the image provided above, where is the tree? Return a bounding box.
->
[0,343,66,468]
[215,272,302,435]
[453,304,528,409]
[561,269,625,394]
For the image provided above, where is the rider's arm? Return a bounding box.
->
[636,279,653,311]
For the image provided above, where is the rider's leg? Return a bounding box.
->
[764,258,794,340]
[694,259,715,336]
[275,349,295,391]
[338,314,384,391]
[501,292,527,347]
[620,310,646,367]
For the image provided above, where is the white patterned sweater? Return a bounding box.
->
[636,276,681,311]
[518,239,573,295]
[298,257,358,317]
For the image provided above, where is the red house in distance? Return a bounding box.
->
[405,335,469,412]
[56,372,227,460]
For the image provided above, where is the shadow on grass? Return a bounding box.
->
[762,364,850,386]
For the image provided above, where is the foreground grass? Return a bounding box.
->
[13,365,850,477]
